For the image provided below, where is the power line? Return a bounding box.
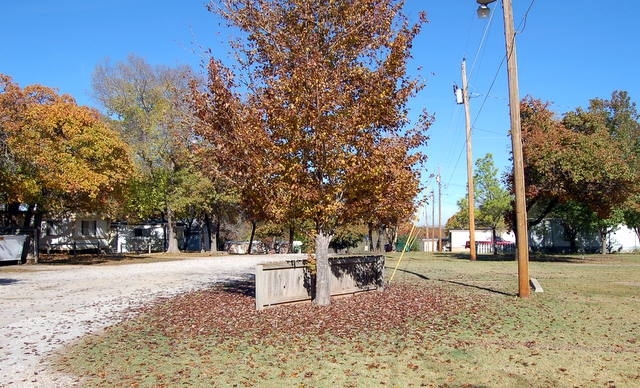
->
[440,0,537,220]
[471,0,537,129]
[468,7,495,82]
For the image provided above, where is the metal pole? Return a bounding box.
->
[501,0,530,297]
[462,59,476,261]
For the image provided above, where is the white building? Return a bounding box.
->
[448,229,515,253]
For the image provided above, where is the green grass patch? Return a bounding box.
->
[56,253,640,387]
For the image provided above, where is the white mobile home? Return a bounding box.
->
[42,216,111,253]
[41,217,187,254]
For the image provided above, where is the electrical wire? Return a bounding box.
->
[438,0,537,220]
[468,6,495,82]
[470,0,537,128]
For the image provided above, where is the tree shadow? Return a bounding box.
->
[329,255,385,289]
[39,253,130,265]
[37,253,193,265]
[216,274,256,298]
[447,252,592,263]
[446,252,516,262]
[387,267,429,281]
[437,279,515,297]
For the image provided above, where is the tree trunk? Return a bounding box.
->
[600,230,608,255]
[203,213,212,251]
[288,226,295,253]
[247,220,257,255]
[390,225,398,252]
[560,222,578,253]
[492,227,497,255]
[165,207,181,254]
[24,205,42,264]
[367,222,374,252]
[210,223,218,252]
[314,231,333,306]
[204,213,218,252]
[214,218,221,251]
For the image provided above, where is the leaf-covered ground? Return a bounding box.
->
[61,283,497,387]
[141,282,483,341]
[57,256,640,387]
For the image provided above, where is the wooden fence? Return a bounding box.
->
[255,255,384,310]
[474,241,516,255]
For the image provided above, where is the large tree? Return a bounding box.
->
[520,96,638,222]
[196,0,429,305]
[519,94,639,253]
[92,55,215,253]
[0,75,133,261]
[191,59,278,254]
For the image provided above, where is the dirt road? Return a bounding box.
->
[0,254,304,387]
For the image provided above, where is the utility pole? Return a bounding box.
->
[502,0,529,297]
[437,171,442,252]
[475,0,530,297]
[461,59,476,260]
[424,195,430,252]
[431,190,435,253]
[424,199,429,240]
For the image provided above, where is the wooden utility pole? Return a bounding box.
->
[502,0,530,297]
[431,190,436,252]
[461,59,476,261]
[437,171,442,252]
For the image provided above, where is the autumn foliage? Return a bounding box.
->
[0,74,133,215]
[519,95,639,221]
[192,0,430,304]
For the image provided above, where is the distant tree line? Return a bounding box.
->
[447,91,640,254]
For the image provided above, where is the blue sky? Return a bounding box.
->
[2,1,639,226]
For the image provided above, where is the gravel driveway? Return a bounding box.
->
[0,254,305,387]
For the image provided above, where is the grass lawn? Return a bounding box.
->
[55,252,640,387]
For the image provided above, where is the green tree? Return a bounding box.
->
[588,91,640,161]
[445,154,511,249]
[589,91,640,251]
[561,106,637,219]
[550,201,598,253]
[474,154,512,246]
[197,0,429,305]
[446,196,470,231]
[329,224,365,254]
[92,55,214,253]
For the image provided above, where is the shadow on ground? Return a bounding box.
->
[0,278,20,286]
[442,252,607,263]
[37,252,225,266]
[387,266,515,297]
[216,275,256,298]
